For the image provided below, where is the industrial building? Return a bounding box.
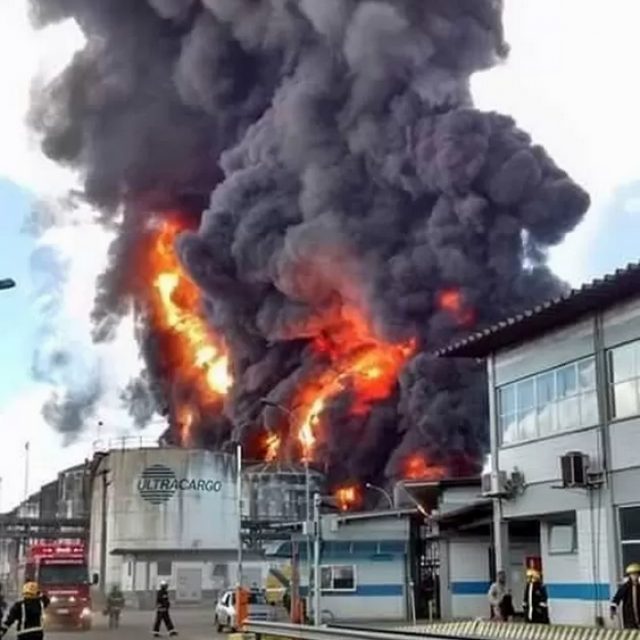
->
[436,260,640,626]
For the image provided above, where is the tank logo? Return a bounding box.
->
[137,464,223,505]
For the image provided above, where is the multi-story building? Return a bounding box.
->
[436,260,640,625]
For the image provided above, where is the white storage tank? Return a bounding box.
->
[89,447,239,564]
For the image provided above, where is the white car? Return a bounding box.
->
[214,589,276,632]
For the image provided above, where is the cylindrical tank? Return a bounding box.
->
[242,462,324,522]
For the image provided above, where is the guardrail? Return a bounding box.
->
[243,620,487,640]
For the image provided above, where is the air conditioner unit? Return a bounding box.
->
[560,452,589,488]
[481,470,507,497]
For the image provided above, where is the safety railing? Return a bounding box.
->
[242,620,488,640]
[243,620,640,640]
[91,436,162,452]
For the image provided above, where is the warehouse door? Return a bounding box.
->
[176,567,202,602]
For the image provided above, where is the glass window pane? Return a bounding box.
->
[500,413,519,444]
[320,566,332,590]
[518,408,537,440]
[610,344,636,383]
[557,397,579,430]
[536,402,554,437]
[578,358,596,390]
[620,507,640,542]
[498,385,516,416]
[557,365,577,398]
[517,379,535,410]
[332,566,355,590]
[536,372,555,406]
[580,391,599,426]
[612,381,639,419]
[621,543,640,574]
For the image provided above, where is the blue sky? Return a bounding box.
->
[0,179,37,405]
[0,0,639,510]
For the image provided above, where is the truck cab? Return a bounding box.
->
[25,543,96,630]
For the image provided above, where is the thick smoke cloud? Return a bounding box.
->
[28,0,589,487]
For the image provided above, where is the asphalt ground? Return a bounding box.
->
[43,609,222,640]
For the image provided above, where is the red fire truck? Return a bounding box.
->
[21,542,96,629]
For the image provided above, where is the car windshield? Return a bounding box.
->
[39,563,89,585]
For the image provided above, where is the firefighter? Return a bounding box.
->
[152,581,177,637]
[106,585,125,629]
[611,563,640,629]
[523,568,549,624]
[0,582,49,640]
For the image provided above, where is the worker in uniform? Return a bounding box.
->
[0,582,49,640]
[153,581,177,637]
[106,585,125,629]
[611,563,640,629]
[523,568,549,624]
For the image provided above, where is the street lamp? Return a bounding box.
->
[259,398,313,620]
[0,278,15,291]
[365,482,393,509]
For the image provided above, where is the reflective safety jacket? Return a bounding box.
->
[1,595,50,636]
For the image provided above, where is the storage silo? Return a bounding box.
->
[242,462,324,523]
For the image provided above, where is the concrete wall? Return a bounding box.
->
[540,509,610,625]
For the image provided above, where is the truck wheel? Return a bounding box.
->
[215,616,223,633]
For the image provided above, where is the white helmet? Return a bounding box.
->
[159,580,168,588]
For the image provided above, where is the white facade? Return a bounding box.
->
[477,283,640,626]
[89,447,240,605]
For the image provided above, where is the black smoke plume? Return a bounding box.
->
[27,0,589,490]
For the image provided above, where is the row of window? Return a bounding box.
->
[497,339,640,445]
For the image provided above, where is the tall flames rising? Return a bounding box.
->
[145,218,232,444]
[143,216,464,505]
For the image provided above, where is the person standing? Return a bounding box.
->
[0,582,49,640]
[611,563,640,629]
[153,581,178,637]
[487,570,509,620]
[106,585,125,629]
[523,568,549,624]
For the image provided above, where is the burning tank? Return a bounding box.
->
[242,462,324,523]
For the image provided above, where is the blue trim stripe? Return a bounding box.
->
[546,583,610,601]
[299,584,403,597]
[451,581,491,595]
[451,581,611,601]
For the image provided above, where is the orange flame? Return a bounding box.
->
[403,454,446,481]
[334,485,359,511]
[265,432,281,462]
[293,306,415,461]
[146,217,233,443]
[437,289,475,326]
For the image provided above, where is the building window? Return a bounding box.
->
[157,560,172,577]
[608,341,640,420]
[320,565,356,592]
[619,506,640,573]
[498,357,598,444]
[547,512,577,555]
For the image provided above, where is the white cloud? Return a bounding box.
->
[472,0,640,285]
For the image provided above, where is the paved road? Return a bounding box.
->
[45,609,222,640]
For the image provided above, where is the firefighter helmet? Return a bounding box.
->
[526,568,541,580]
[23,582,39,598]
[626,563,640,575]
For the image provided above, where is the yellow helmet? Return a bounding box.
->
[626,563,640,575]
[526,568,541,581]
[23,582,39,598]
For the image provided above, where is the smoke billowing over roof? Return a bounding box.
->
[27,0,589,489]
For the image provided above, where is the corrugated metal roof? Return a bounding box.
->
[434,260,640,358]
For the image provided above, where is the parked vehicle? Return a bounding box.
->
[214,589,276,632]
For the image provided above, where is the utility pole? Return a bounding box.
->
[98,467,110,595]
[236,441,243,589]
[23,442,30,501]
[312,492,321,626]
